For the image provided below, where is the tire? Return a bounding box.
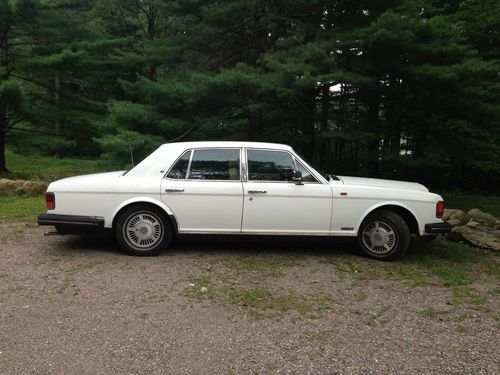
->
[114,204,173,256]
[357,210,410,261]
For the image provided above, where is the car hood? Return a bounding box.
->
[332,175,428,192]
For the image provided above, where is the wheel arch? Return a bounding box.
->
[110,198,178,234]
[356,202,420,235]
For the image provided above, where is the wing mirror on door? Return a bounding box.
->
[290,170,303,185]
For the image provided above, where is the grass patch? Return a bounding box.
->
[450,287,488,307]
[222,253,302,277]
[405,240,488,286]
[65,261,101,275]
[0,195,45,221]
[184,275,217,299]
[230,286,311,314]
[321,239,498,287]
[443,192,500,217]
[420,307,438,318]
[3,148,102,181]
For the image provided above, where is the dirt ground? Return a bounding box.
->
[0,221,498,374]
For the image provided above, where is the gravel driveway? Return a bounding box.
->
[0,221,498,374]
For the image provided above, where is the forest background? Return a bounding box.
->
[0,0,498,192]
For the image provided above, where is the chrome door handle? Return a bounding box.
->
[165,188,184,193]
[248,190,267,194]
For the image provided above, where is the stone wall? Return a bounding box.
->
[0,179,49,197]
[443,208,500,251]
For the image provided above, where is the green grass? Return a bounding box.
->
[420,307,438,318]
[443,192,500,217]
[222,253,302,277]
[2,148,103,181]
[0,195,45,221]
[321,239,499,288]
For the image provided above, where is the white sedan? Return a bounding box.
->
[38,141,451,260]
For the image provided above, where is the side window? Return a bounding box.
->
[247,150,295,181]
[295,159,319,183]
[188,149,240,180]
[166,150,191,179]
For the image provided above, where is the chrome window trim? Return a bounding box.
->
[244,148,323,184]
[293,157,321,184]
[164,147,243,182]
[186,149,194,179]
[164,149,192,180]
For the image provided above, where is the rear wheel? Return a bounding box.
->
[357,210,410,260]
[115,204,173,256]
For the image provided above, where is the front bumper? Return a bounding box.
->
[38,213,105,234]
[424,222,452,234]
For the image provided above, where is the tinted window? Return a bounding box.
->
[295,159,319,183]
[188,149,240,180]
[167,150,191,179]
[247,150,295,181]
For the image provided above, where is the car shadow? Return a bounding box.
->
[55,233,359,258]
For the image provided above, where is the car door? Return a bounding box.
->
[161,148,244,233]
[241,149,333,234]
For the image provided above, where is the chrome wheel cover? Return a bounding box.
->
[361,219,398,255]
[123,211,164,251]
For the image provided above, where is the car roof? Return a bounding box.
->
[125,141,295,177]
[160,141,293,151]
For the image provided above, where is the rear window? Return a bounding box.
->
[166,150,191,179]
[188,149,240,180]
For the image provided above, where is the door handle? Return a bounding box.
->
[165,188,184,193]
[248,190,267,194]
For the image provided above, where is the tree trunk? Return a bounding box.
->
[301,91,316,161]
[247,111,261,141]
[0,129,6,173]
[319,84,329,164]
[54,74,62,135]
[0,99,7,172]
[366,95,381,177]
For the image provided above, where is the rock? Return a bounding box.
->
[448,210,469,225]
[442,209,460,221]
[447,219,462,227]
[466,221,480,227]
[467,209,497,226]
[452,226,500,251]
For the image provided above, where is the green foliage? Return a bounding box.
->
[0,195,45,221]
[0,0,497,191]
[443,193,500,217]
[95,129,164,169]
[3,147,101,181]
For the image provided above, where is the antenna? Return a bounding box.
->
[129,141,135,167]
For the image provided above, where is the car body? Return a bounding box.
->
[38,141,451,260]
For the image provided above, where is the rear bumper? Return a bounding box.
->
[424,222,452,234]
[38,213,105,234]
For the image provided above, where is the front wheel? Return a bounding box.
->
[115,204,173,256]
[357,210,410,261]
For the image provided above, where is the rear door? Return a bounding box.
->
[161,148,244,233]
[241,149,332,234]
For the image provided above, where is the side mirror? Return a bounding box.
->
[291,170,303,185]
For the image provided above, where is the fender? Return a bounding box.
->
[109,196,175,228]
[355,201,421,235]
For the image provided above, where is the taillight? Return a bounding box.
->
[436,201,444,218]
[46,192,55,210]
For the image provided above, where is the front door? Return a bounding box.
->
[161,148,244,233]
[241,149,332,234]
